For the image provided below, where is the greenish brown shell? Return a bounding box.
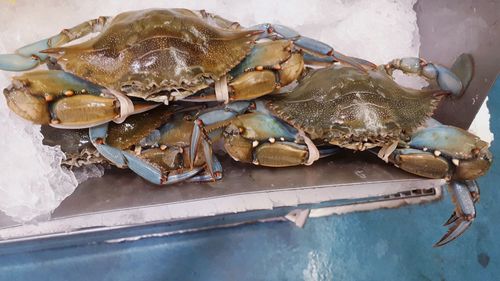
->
[45,9,259,103]
[268,65,443,149]
[106,106,177,149]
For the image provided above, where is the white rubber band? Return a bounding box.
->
[298,130,320,166]
[105,89,135,124]
[377,141,398,163]
[215,76,229,104]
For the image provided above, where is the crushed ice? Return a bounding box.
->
[0,94,78,222]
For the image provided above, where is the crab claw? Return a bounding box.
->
[384,54,473,98]
[443,212,460,227]
[0,37,56,71]
[0,17,112,72]
[2,70,157,128]
[189,101,254,167]
[3,70,118,128]
[434,180,478,247]
[0,53,42,71]
[189,119,204,169]
[443,180,480,227]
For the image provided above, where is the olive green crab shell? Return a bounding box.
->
[43,9,261,102]
[268,65,444,148]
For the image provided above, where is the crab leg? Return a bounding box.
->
[301,53,375,69]
[383,53,473,97]
[225,137,338,167]
[248,23,375,70]
[434,180,477,247]
[190,101,255,167]
[3,70,153,128]
[383,125,492,181]
[373,125,491,245]
[191,101,338,169]
[4,70,116,127]
[444,179,480,226]
[221,115,339,167]
[185,40,305,103]
[89,120,219,185]
[0,17,111,71]
[121,151,204,185]
[89,123,127,168]
[186,157,224,182]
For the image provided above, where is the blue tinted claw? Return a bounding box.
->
[422,63,463,97]
[0,53,41,71]
[443,212,460,227]
[302,53,335,65]
[443,180,480,226]
[0,17,110,71]
[450,53,474,95]
[318,146,341,158]
[122,152,203,185]
[294,36,333,56]
[408,125,491,165]
[385,54,474,97]
[211,155,223,180]
[90,122,205,185]
[420,53,474,98]
[435,220,473,247]
[247,23,372,71]
[0,37,58,71]
[187,156,223,183]
[434,181,477,247]
[190,102,252,167]
[201,135,215,177]
[435,64,463,97]
[247,23,300,40]
[249,24,332,56]
[89,123,127,168]
[189,119,203,168]
[293,36,372,70]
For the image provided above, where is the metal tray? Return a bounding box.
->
[0,151,443,244]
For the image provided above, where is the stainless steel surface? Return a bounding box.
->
[0,152,443,241]
[417,0,500,128]
[53,152,433,217]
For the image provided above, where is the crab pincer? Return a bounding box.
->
[383,53,474,98]
[0,16,111,72]
[389,125,491,246]
[434,180,478,247]
[3,70,156,128]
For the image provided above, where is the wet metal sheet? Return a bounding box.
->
[0,151,443,242]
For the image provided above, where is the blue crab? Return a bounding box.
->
[182,54,491,246]
[0,8,365,128]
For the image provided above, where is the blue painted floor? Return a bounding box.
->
[0,80,498,280]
